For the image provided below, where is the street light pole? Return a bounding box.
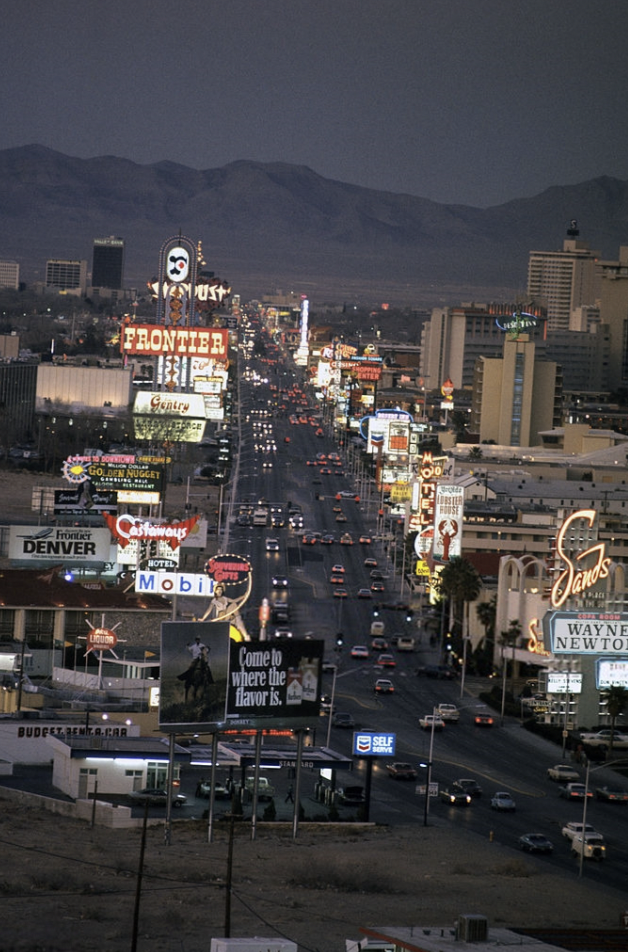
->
[423,709,437,826]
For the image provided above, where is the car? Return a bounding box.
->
[340,533,354,545]
[474,712,494,727]
[370,621,385,637]
[274,628,293,639]
[437,704,460,723]
[339,490,358,499]
[128,788,187,808]
[301,532,319,544]
[350,645,370,659]
[376,652,396,668]
[371,636,389,651]
[319,693,333,713]
[364,557,378,568]
[359,535,372,544]
[561,821,597,841]
[386,762,418,780]
[419,714,445,731]
[338,784,365,806]
[453,779,482,799]
[332,712,355,728]
[331,564,345,574]
[333,588,348,599]
[271,575,288,589]
[370,570,385,580]
[375,678,395,694]
[330,574,345,585]
[421,664,456,680]
[571,833,606,860]
[321,533,336,544]
[371,581,386,593]
[197,780,230,800]
[547,764,580,783]
[491,791,516,811]
[559,782,592,800]
[440,788,471,806]
[595,785,628,803]
[518,833,554,854]
[335,513,347,522]
[357,588,372,599]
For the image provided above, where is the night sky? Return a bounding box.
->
[3,0,627,207]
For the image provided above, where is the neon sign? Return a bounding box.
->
[550,509,611,609]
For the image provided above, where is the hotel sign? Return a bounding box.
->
[550,509,610,609]
[121,324,228,359]
[133,391,207,417]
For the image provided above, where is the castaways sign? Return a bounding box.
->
[104,514,200,551]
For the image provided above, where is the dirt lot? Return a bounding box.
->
[0,800,625,952]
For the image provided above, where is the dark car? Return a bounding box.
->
[332,712,355,728]
[422,664,456,680]
[518,833,554,854]
[338,785,365,806]
[386,762,418,780]
[453,778,482,799]
[595,785,628,803]
[440,787,471,806]
[128,788,187,808]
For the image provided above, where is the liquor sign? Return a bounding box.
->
[104,513,200,551]
[87,627,118,652]
[432,485,464,561]
[121,324,229,360]
[543,611,628,655]
[8,525,112,565]
[550,509,610,609]
[353,732,396,756]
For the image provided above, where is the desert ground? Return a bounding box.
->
[1,800,627,952]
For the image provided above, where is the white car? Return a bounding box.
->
[350,645,370,659]
[265,538,280,552]
[562,821,598,842]
[490,791,516,812]
[547,764,580,782]
[437,703,460,723]
[419,714,445,731]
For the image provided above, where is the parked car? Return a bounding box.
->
[453,778,482,799]
[547,764,580,783]
[518,833,554,854]
[440,787,471,806]
[338,785,365,806]
[491,791,516,812]
[129,788,187,808]
[197,780,230,800]
[386,762,418,780]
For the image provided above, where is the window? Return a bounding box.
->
[24,610,54,650]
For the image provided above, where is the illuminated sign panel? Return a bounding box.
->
[8,526,112,564]
[85,460,165,493]
[597,659,628,689]
[133,417,205,442]
[432,484,464,561]
[353,732,396,756]
[544,611,628,654]
[550,509,611,609]
[133,391,207,418]
[546,672,583,694]
[121,324,228,359]
[104,514,200,550]
[136,571,215,597]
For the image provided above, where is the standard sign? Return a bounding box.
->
[544,610,628,654]
[9,526,112,564]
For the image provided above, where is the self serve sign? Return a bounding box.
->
[353,732,396,756]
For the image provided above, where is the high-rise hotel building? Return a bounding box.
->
[527,226,600,332]
[92,236,125,289]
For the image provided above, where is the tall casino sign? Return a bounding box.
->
[120,236,232,441]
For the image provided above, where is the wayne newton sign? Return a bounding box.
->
[544,611,628,655]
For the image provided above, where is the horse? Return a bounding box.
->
[177,654,214,703]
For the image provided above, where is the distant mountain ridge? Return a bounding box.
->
[0,144,627,305]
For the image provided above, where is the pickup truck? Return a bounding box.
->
[437,703,460,723]
[578,730,628,749]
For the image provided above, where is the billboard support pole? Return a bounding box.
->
[292,730,304,841]
[250,730,262,841]
[207,732,219,844]
[164,732,175,845]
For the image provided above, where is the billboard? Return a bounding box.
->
[432,485,464,561]
[596,659,628,689]
[8,525,112,565]
[544,611,628,655]
[159,625,324,732]
[353,732,396,756]
[120,324,229,359]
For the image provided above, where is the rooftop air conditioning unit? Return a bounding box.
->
[456,915,489,943]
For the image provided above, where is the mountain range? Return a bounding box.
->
[1,144,627,306]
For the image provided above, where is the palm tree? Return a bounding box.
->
[437,557,482,663]
[476,594,496,675]
[601,685,628,753]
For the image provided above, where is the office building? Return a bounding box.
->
[92,236,124,289]
[45,259,87,294]
[597,245,628,392]
[527,227,600,333]
[471,336,562,446]
[0,260,20,290]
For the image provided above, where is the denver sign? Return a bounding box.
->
[120,324,228,359]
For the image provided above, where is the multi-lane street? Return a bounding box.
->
[210,322,628,894]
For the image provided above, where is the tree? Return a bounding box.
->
[499,619,522,692]
[601,685,628,753]
[437,557,482,662]
[475,594,497,675]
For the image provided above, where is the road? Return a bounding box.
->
[207,316,628,893]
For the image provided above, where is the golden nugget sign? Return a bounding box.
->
[550,509,611,609]
[120,325,228,359]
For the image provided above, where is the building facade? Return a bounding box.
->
[45,259,87,294]
[92,236,125,290]
[0,260,20,290]
[527,235,600,333]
